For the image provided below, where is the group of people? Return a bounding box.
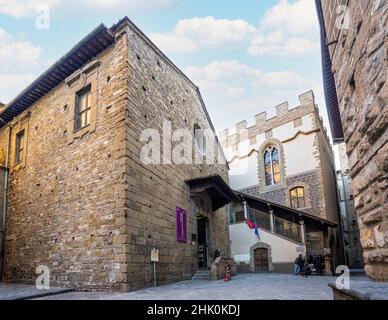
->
[293,254,325,276]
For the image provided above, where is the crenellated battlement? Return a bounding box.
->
[219,90,330,148]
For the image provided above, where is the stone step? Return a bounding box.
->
[192,275,211,280]
[192,269,211,280]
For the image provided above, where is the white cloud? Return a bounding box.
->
[249,0,320,56]
[248,32,319,56]
[150,16,258,54]
[0,28,43,103]
[260,71,307,88]
[0,74,37,102]
[149,0,319,56]
[186,60,316,131]
[186,60,261,82]
[0,0,177,17]
[261,0,318,34]
[0,0,59,18]
[0,28,41,72]
[186,60,308,91]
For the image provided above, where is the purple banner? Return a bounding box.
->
[176,207,187,243]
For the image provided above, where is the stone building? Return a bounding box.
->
[336,143,364,269]
[220,91,343,273]
[316,0,388,281]
[0,17,235,291]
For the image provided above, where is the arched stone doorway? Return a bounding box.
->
[249,242,274,272]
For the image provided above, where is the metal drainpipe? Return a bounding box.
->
[0,117,11,281]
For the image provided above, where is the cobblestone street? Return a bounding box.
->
[33,274,367,300]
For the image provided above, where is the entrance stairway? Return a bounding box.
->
[192,268,211,280]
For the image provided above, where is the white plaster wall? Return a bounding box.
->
[254,132,266,151]
[283,134,318,176]
[230,223,306,263]
[229,154,258,190]
[237,139,251,156]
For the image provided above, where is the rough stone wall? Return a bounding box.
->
[312,110,344,264]
[121,23,230,290]
[0,34,129,291]
[0,167,4,216]
[313,111,340,223]
[0,166,4,273]
[306,232,325,256]
[0,128,9,277]
[338,143,364,268]
[0,22,230,291]
[324,0,388,280]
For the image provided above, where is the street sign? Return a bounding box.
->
[151,248,159,262]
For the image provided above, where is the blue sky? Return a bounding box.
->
[0,0,332,144]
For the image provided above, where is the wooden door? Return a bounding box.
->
[254,248,269,272]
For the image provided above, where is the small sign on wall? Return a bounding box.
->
[151,248,159,262]
[296,246,305,253]
[176,207,187,243]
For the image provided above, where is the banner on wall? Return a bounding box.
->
[176,207,187,243]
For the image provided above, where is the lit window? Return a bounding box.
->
[75,85,91,131]
[290,187,305,209]
[15,129,25,164]
[264,146,281,186]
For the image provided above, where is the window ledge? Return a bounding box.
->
[262,183,284,192]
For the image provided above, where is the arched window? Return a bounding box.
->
[290,187,305,209]
[264,146,281,186]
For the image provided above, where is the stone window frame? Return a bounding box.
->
[15,130,25,165]
[65,60,100,144]
[74,84,92,131]
[249,242,274,272]
[10,112,30,173]
[286,182,311,210]
[258,138,286,193]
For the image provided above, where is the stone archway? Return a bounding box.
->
[249,242,274,272]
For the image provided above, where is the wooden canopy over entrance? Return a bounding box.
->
[186,175,238,211]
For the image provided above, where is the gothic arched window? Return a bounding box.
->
[264,146,281,186]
